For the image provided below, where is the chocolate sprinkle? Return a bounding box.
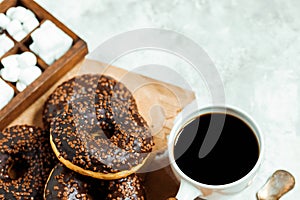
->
[43,74,104,131]
[45,163,146,200]
[49,74,154,174]
[0,125,57,199]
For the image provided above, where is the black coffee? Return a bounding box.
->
[174,113,259,185]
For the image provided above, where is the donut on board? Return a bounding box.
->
[44,163,146,200]
[45,74,154,179]
[0,125,56,199]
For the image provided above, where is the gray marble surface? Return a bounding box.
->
[34,0,300,199]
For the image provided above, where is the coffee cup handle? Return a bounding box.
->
[175,179,202,200]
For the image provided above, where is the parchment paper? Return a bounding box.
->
[8,59,195,199]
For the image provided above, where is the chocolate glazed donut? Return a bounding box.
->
[45,163,146,200]
[50,95,153,179]
[0,125,56,199]
[49,75,154,179]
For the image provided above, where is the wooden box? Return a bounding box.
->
[0,0,88,131]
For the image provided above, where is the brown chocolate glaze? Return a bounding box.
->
[49,74,154,174]
[43,75,142,133]
[107,172,146,199]
[0,125,57,199]
[45,163,146,200]
[43,74,105,131]
[50,95,152,173]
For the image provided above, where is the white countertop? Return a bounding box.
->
[35,0,300,199]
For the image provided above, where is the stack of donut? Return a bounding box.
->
[0,74,154,199]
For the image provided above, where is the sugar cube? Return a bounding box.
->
[1,64,20,82]
[13,30,27,42]
[0,34,14,52]
[6,19,22,36]
[18,65,42,85]
[18,51,37,68]
[23,17,39,33]
[1,54,19,68]
[0,13,10,29]
[16,80,27,92]
[6,7,16,19]
[11,6,27,22]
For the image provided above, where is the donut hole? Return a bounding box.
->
[90,128,111,140]
[8,157,29,180]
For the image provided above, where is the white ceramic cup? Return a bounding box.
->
[168,104,264,199]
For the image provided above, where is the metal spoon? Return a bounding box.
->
[257,170,295,200]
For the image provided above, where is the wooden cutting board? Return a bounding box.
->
[7,59,195,199]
